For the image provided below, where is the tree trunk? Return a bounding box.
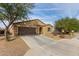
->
[5,28,9,41]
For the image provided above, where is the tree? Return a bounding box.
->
[0,3,34,41]
[55,17,79,34]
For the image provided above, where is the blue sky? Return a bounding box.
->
[1,3,79,28]
[28,3,79,25]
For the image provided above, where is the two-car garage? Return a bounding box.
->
[18,27,37,35]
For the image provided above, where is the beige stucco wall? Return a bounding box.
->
[10,20,45,36]
[10,25,54,36]
[41,25,54,35]
[10,20,54,36]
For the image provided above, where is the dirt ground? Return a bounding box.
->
[45,33,76,40]
[0,36,30,56]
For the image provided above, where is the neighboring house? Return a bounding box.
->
[10,19,54,36]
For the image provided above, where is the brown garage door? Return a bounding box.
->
[18,27,36,35]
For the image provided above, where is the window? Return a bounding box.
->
[48,28,51,32]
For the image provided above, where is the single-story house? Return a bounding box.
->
[10,19,54,36]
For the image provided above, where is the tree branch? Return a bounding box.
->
[0,20,7,28]
[7,15,17,28]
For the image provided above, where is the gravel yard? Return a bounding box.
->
[0,36,30,56]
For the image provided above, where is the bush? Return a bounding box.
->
[55,17,79,34]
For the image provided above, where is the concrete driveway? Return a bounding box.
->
[21,35,79,56]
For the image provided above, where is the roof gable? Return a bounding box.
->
[13,19,45,26]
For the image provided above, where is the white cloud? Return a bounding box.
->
[29,3,79,25]
[29,15,58,25]
[31,8,63,11]
[32,3,79,19]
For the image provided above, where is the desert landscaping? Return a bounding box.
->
[0,36,30,56]
[0,3,79,56]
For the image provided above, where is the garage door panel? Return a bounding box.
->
[18,27,36,35]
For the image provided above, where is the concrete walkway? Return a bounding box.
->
[21,35,79,56]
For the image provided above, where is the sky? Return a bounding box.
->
[28,3,79,25]
[1,3,79,28]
